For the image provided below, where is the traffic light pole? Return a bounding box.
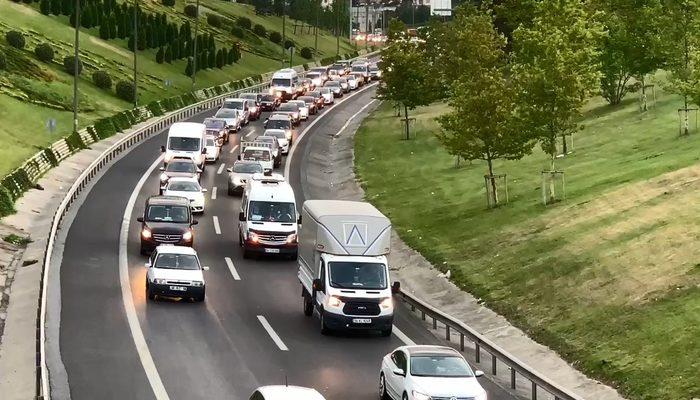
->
[72,0,81,134]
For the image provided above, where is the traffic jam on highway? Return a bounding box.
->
[133,58,488,400]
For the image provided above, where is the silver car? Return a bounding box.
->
[263,129,290,154]
[227,160,263,195]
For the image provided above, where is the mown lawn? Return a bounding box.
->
[354,84,700,399]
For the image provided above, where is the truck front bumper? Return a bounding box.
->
[323,311,393,332]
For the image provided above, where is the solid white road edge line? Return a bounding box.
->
[230,144,239,154]
[211,186,217,200]
[119,154,171,400]
[213,216,221,235]
[224,257,241,280]
[284,82,379,179]
[392,325,416,346]
[256,315,289,351]
[334,99,378,137]
[217,163,226,174]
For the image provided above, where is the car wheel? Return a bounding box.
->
[228,186,234,196]
[379,374,390,400]
[402,393,408,400]
[303,292,313,316]
[196,289,205,302]
[288,250,298,261]
[146,281,155,301]
[320,309,330,335]
[381,326,393,337]
[140,243,148,256]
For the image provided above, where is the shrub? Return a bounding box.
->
[253,24,266,37]
[161,0,175,5]
[300,47,313,59]
[156,47,165,63]
[207,14,223,28]
[92,70,112,89]
[5,31,25,49]
[269,31,282,44]
[63,55,83,75]
[231,26,245,38]
[284,39,293,50]
[40,0,50,15]
[0,52,6,70]
[0,186,15,217]
[43,148,59,167]
[115,80,136,102]
[236,16,251,30]
[34,43,55,63]
[184,4,198,18]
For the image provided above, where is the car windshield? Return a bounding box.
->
[324,81,340,87]
[299,97,314,103]
[266,120,291,130]
[241,94,257,101]
[154,253,199,270]
[265,131,286,139]
[272,78,291,86]
[216,109,238,118]
[167,181,200,192]
[223,100,244,110]
[255,137,275,146]
[204,119,225,129]
[352,66,366,72]
[146,205,190,222]
[320,88,331,93]
[260,94,276,101]
[308,91,320,97]
[166,162,196,173]
[243,149,271,161]
[279,103,297,111]
[168,137,200,151]
[233,163,263,173]
[248,201,295,222]
[205,138,216,146]
[410,356,474,378]
[328,262,387,289]
[370,66,379,71]
[307,72,321,78]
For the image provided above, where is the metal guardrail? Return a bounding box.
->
[34,51,380,400]
[396,290,585,400]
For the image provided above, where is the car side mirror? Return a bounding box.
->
[201,148,207,154]
[191,219,199,225]
[312,278,325,293]
[202,266,210,271]
[239,211,246,222]
[144,261,151,268]
[160,145,166,153]
[201,188,208,193]
[391,281,401,294]
[226,167,233,173]
[297,215,302,224]
[196,168,203,173]
[392,368,405,377]
[474,370,485,378]
[237,155,241,161]
[159,167,165,171]
[137,217,144,223]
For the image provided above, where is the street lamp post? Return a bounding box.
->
[192,0,200,89]
[314,0,319,52]
[282,0,287,63]
[133,0,138,107]
[335,0,340,56]
[72,0,81,134]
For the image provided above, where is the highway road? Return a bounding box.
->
[55,83,520,400]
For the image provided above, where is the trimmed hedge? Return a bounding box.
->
[92,70,112,90]
[5,31,25,49]
[207,14,223,28]
[253,24,266,37]
[231,26,245,38]
[116,80,136,102]
[269,31,282,44]
[35,43,55,63]
[0,186,14,217]
[147,101,164,117]
[236,16,252,30]
[184,4,198,18]
[63,55,83,76]
[43,148,59,167]
[0,52,5,70]
[65,131,86,151]
[300,47,312,59]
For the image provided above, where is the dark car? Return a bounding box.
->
[264,114,295,143]
[298,96,318,115]
[137,196,199,254]
[240,93,262,121]
[259,94,279,111]
[203,118,229,144]
[306,90,325,109]
[323,80,343,98]
[159,157,201,194]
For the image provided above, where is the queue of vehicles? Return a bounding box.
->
[138,63,488,400]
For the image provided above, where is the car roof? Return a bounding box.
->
[264,129,286,135]
[170,157,196,163]
[256,385,325,400]
[154,245,197,255]
[247,176,295,201]
[234,160,262,166]
[255,136,276,142]
[146,195,191,206]
[167,176,199,184]
[403,345,462,357]
[168,122,205,136]
[269,114,291,120]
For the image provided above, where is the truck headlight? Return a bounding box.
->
[182,230,193,241]
[380,297,393,309]
[328,295,342,308]
[191,281,204,287]
[285,130,292,140]
[286,233,297,244]
[249,231,259,243]
[412,391,431,400]
[154,278,167,284]
[141,227,152,239]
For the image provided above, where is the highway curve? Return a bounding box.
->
[55,84,519,400]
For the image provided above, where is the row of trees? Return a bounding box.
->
[252,0,351,37]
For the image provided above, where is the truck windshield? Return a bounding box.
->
[329,262,387,290]
[272,78,291,86]
[248,201,296,222]
[168,137,200,151]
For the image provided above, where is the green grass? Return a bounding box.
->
[355,84,700,399]
[0,0,358,177]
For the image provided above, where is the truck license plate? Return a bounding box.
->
[352,318,372,324]
[264,248,280,253]
[169,286,187,291]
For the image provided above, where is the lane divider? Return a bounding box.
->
[245,129,256,139]
[216,163,226,175]
[392,326,416,346]
[213,216,221,235]
[224,257,241,281]
[334,99,378,138]
[211,186,217,200]
[256,316,289,351]
[229,144,239,154]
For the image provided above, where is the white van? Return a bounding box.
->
[270,68,302,101]
[238,173,299,259]
[351,61,370,82]
[162,122,207,169]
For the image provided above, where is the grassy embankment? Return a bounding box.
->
[0,0,354,176]
[354,82,700,399]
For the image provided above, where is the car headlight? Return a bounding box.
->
[191,281,204,287]
[141,227,152,239]
[160,173,169,182]
[327,295,342,308]
[182,230,193,241]
[286,233,297,243]
[250,106,257,113]
[154,278,167,284]
[249,231,259,243]
[380,297,393,309]
[285,130,292,140]
[412,391,431,400]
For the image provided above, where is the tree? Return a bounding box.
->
[230,44,241,63]
[221,47,228,64]
[185,57,194,76]
[216,49,224,68]
[512,0,604,203]
[156,47,165,63]
[164,45,173,63]
[52,0,62,16]
[377,39,433,139]
[435,5,532,207]
[40,0,51,15]
[99,21,110,39]
[208,49,215,69]
[387,18,406,42]
[61,0,72,15]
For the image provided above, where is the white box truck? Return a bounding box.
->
[298,200,398,336]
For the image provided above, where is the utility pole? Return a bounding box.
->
[348,0,352,41]
[314,0,319,52]
[335,0,340,56]
[411,0,415,27]
[133,0,138,107]
[192,0,200,89]
[282,0,286,63]
[72,0,81,134]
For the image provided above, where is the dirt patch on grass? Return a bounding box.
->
[88,36,131,58]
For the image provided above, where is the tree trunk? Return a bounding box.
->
[486,156,498,207]
[684,95,690,136]
[561,135,567,155]
[547,155,556,204]
[640,75,648,112]
[403,104,410,140]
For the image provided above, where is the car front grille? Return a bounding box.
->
[342,301,381,316]
[432,397,476,400]
[252,230,289,243]
[152,233,182,243]
[165,280,192,285]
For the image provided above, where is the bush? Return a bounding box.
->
[5,31,25,49]
[184,4,198,18]
[34,43,55,63]
[63,55,83,76]
[284,39,294,50]
[207,14,223,28]
[156,47,165,63]
[161,0,175,5]
[115,80,136,102]
[231,26,245,38]
[92,70,112,89]
[236,16,251,30]
[300,47,313,59]
[253,24,266,37]
[269,31,282,44]
[0,52,5,70]
[0,186,15,217]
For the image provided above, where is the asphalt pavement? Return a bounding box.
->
[56,84,519,400]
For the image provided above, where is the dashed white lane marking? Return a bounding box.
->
[211,186,217,200]
[230,144,239,154]
[392,326,416,346]
[217,163,226,175]
[245,129,257,139]
[213,216,221,235]
[334,99,378,137]
[119,155,171,400]
[257,316,289,351]
[224,257,241,280]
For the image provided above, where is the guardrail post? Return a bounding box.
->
[491,354,497,375]
[460,333,464,351]
[432,317,437,330]
[445,325,450,341]
[510,367,516,389]
[475,342,480,363]
[421,310,425,321]
[531,381,537,400]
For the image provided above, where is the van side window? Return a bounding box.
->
[249,391,264,400]
[319,260,326,288]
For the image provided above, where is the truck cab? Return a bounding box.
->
[298,200,395,336]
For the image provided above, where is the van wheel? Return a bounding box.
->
[380,326,392,337]
[320,310,330,335]
[195,290,205,302]
[303,292,313,316]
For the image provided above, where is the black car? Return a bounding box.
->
[137,196,199,254]
[259,94,279,111]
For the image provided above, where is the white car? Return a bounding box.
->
[239,145,274,172]
[249,385,326,400]
[379,345,487,400]
[263,129,289,154]
[221,98,251,125]
[289,100,309,120]
[214,108,243,133]
[346,75,359,90]
[163,177,207,214]
[319,87,334,105]
[204,136,221,163]
[145,245,209,302]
